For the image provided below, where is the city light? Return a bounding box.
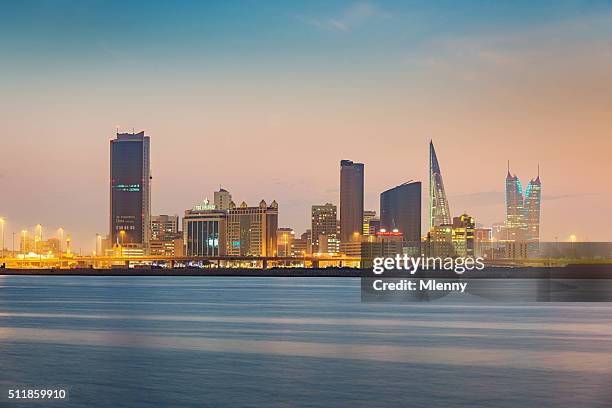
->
[0,217,5,259]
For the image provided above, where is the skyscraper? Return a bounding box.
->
[429,141,451,229]
[380,181,422,246]
[506,164,541,243]
[524,173,542,242]
[505,162,526,241]
[340,160,364,243]
[110,131,151,250]
[311,203,338,253]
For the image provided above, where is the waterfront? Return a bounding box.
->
[0,276,611,407]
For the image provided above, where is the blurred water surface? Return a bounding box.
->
[0,276,611,408]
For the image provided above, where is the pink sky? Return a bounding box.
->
[1,4,611,251]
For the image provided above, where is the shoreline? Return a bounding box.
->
[1,264,611,278]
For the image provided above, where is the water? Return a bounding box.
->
[0,276,611,407]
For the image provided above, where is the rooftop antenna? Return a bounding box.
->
[537,164,540,178]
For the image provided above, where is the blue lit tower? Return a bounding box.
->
[505,161,525,241]
[524,167,542,242]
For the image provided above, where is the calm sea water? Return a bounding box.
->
[0,276,611,408]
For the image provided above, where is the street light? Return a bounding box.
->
[21,230,27,254]
[119,230,126,257]
[58,227,64,254]
[0,217,5,259]
[96,233,102,257]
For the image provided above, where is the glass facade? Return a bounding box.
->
[380,181,421,246]
[110,132,150,247]
[429,142,451,229]
[183,210,227,257]
[340,160,364,243]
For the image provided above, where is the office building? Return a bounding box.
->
[151,215,179,240]
[277,228,295,257]
[429,141,451,229]
[505,163,526,241]
[341,230,404,268]
[524,172,542,243]
[183,200,227,256]
[311,203,338,253]
[380,181,422,247]
[452,213,475,257]
[505,164,542,244]
[227,200,278,256]
[149,233,184,257]
[340,160,364,244]
[109,131,151,251]
[426,225,454,257]
[292,231,310,257]
[368,217,381,235]
[363,210,377,235]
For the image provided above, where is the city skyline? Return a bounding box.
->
[1,1,612,249]
[0,133,576,255]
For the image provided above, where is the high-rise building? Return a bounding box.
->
[311,203,338,253]
[524,172,542,243]
[429,141,451,229]
[505,163,525,241]
[227,200,278,256]
[340,160,364,244]
[505,164,541,243]
[151,215,179,240]
[183,201,227,257]
[110,131,151,251]
[452,213,475,256]
[363,210,377,235]
[380,181,422,247]
[214,188,232,211]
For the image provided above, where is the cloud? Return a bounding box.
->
[449,191,599,208]
[296,2,390,32]
[543,193,598,201]
[450,191,504,207]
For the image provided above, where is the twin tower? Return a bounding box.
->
[429,140,541,242]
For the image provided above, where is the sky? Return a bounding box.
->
[1,0,611,251]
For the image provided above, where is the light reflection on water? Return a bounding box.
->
[0,276,611,408]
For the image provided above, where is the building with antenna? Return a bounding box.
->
[505,162,542,244]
